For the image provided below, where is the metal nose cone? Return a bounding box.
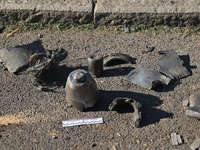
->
[65,69,99,111]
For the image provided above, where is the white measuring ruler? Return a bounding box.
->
[62,117,104,127]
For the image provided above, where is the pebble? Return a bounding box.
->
[145,46,155,53]
[107,134,114,140]
[52,136,58,139]
[183,100,189,106]
[91,143,97,147]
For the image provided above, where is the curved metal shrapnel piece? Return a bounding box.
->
[109,97,142,128]
[104,53,132,67]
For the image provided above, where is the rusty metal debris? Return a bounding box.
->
[0,40,46,74]
[109,97,142,128]
[26,52,56,85]
[65,69,99,111]
[186,94,200,119]
[87,53,103,77]
[104,53,132,67]
[158,50,190,80]
[125,66,171,90]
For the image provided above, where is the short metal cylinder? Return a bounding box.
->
[87,54,103,77]
[65,69,99,111]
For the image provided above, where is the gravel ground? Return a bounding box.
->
[0,29,200,150]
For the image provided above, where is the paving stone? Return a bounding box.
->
[94,0,200,26]
[0,0,93,25]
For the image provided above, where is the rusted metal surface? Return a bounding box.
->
[109,97,142,128]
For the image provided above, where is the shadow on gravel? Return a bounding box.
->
[0,26,5,33]
[38,48,88,87]
[102,67,134,77]
[0,124,24,132]
[41,65,88,87]
[180,55,197,76]
[141,107,173,127]
[87,90,173,126]
[154,80,181,92]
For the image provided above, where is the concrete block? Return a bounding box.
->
[94,0,200,26]
[0,0,94,25]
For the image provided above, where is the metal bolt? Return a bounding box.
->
[74,72,85,82]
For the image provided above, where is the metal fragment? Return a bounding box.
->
[177,134,183,144]
[87,53,103,77]
[158,50,190,80]
[171,133,183,145]
[186,94,200,119]
[0,40,45,74]
[171,133,179,146]
[109,97,142,128]
[125,66,171,90]
[104,53,132,67]
[191,137,200,150]
[65,69,99,111]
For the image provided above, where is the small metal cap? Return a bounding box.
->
[73,72,85,82]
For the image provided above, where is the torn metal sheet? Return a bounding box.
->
[65,69,99,111]
[109,97,142,128]
[62,117,103,127]
[186,94,200,119]
[104,53,132,67]
[0,40,46,74]
[125,66,171,90]
[158,50,190,80]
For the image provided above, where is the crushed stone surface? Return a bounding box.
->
[0,29,200,149]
